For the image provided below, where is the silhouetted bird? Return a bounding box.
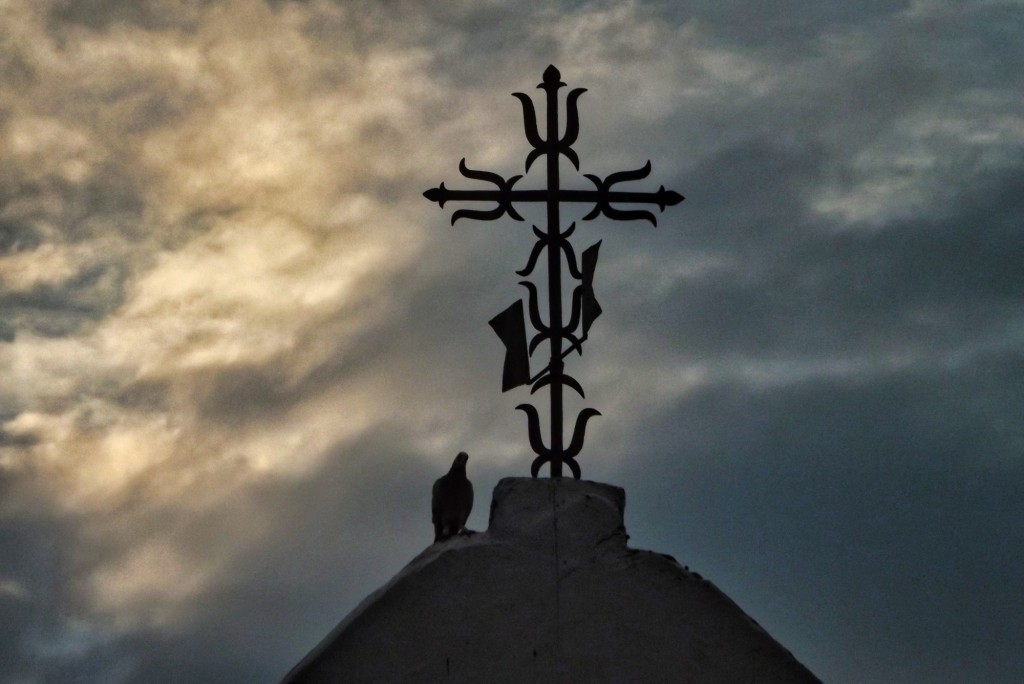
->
[432,452,473,542]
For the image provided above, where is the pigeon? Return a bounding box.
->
[432,452,473,542]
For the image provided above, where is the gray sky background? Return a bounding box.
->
[1,1,1022,682]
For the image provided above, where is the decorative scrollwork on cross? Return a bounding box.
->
[424,65,684,479]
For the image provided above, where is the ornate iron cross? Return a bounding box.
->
[424,65,683,479]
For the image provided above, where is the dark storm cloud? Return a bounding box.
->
[623,146,1024,360]
[662,0,909,49]
[0,218,45,253]
[0,261,129,338]
[0,171,146,245]
[585,0,1024,366]
[0,486,78,683]
[0,429,38,447]
[616,344,1024,681]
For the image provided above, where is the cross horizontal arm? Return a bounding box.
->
[423,185,683,224]
[424,186,683,204]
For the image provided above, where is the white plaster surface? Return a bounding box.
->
[282,478,820,683]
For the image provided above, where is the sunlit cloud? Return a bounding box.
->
[0,0,459,648]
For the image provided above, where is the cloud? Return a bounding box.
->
[0,0,1022,681]
[614,345,1024,681]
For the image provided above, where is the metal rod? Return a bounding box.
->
[545,70,564,478]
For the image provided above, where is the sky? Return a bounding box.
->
[0,0,1021,681]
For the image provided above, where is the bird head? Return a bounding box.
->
[452,451,469,471]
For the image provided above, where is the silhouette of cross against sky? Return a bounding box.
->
[425,64,683,478]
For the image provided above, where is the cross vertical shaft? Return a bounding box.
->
[544,71,565,477]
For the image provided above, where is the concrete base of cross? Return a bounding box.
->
[282,477,820,683]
